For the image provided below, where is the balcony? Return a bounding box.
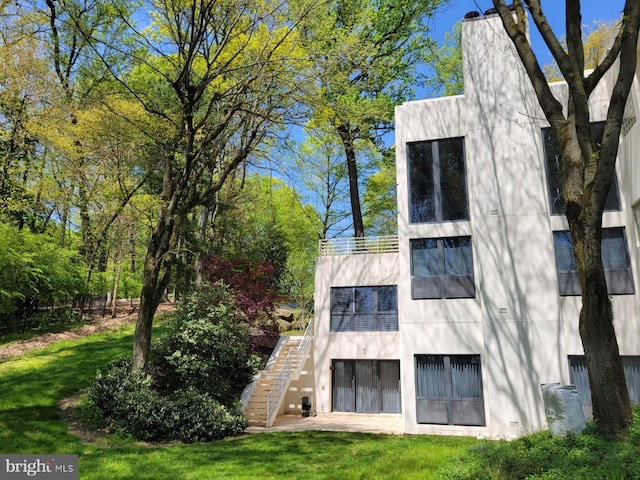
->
[318,235,399,256]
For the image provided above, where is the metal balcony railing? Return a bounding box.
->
[318,235,399,256]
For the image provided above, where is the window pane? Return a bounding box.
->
[354,287,373,313]
[543,128,565,214]
[331,288,352,314]
[451,356,483,398]
[408,142,435,223]
[444,237,473,276]
[553,231,577,272]
[602,229,629,271]
[377,286,397,312]
[416,355,446,398]
[411,239,440,277]
[622,357,640,403]
[543,124,620,214]
[439,138,469,221]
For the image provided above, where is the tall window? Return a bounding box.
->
[569,355,640,420]
[553,228,634,295]
[332,360,401,414]
[411,237,475,299]
[415,355,485,426]
[408,137,469,223]
[542,122,620,215]
[330,286,398,332]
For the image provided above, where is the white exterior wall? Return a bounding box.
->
[313,253,400,416]
[312,11,640,439]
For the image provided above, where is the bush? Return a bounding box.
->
[151,282,261,405]
[85,283,259,443]
[85,358,169,441]
[85,359,248,443]
[166,388,247,443]
[437,406,640,479]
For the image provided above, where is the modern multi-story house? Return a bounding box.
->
[244,9,640,439]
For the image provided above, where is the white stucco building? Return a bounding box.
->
[309,9,640,439]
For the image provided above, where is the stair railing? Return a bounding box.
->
[264,318,314,427]
[265,352,291,427]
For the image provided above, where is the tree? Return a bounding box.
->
[423,21,464,96]
[286,127,353,239]
[297,0,443,237]
[363,145,397,236]
[492,0,640,434]
[544,20,620,81]
[87,0,310,372]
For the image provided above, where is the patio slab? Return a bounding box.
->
[246,413,404,435]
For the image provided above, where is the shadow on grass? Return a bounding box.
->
[0,328,135,453]
[0,323,475,479]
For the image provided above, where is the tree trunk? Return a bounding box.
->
[337,124,365,238]
[111,247,123,318]
[132,207,179,372]
[572,218,631,432]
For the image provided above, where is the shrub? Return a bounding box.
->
[437,406,640,479]
[85,359,248,443]
[151,282,261,405]
[85,283,259,443]
[166,388,247,443]
[85,358,168,441]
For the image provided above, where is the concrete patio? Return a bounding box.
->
[246,413,404,435]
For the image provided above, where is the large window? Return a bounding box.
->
[332,360,401,413]
[553,228,634,295]
[408,137,469,223]
[415,355,485,426]
[330,286,398,332]
[411,237,475,299]
[543,122,620,215]
[569,355,640,420]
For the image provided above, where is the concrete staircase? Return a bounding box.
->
[243,338,303,427]
[242,318,313,428]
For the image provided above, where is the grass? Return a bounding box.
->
[0,320,476,479]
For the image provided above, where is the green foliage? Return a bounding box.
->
[151,282,260,405]
[423,22,464,97]
[363,145,397,235]
[437,407,640,479]
[213,173,320,303]
[165,388,247,443]
[0,222,84,323]
[85,358,247,443]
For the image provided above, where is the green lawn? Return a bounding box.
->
[0,322,476,479]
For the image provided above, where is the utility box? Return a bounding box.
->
[301,396,312,417]
[541,383,586,436]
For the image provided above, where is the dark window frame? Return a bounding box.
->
[407,137,469,224]
[330,286,398,332]
[552,227,635,296]
[542,122,621,215]
[415,354,485,426]
[410,236,476,299]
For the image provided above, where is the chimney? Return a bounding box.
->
[461,7,536,126]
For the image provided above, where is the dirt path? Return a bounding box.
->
[0,300,175,361]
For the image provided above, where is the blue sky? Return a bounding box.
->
[430,1,627,65]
